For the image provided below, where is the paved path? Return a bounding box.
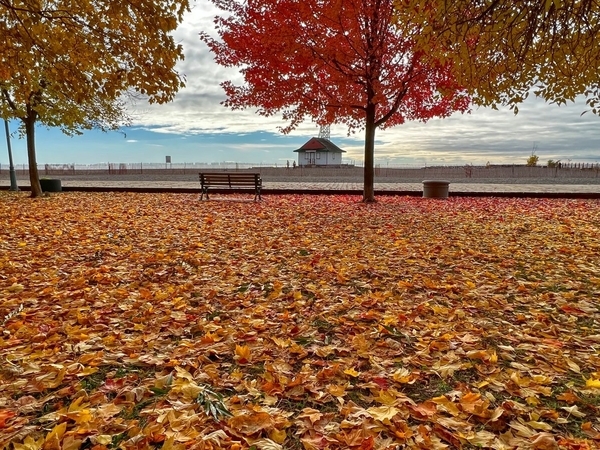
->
[272,181,599,193]
[3,178,600,195]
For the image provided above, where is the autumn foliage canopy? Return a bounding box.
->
[415,0,600,115]
[202,0,468,131]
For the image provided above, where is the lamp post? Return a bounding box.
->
[4,119,18,191]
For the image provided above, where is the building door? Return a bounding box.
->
[308,152,316,165]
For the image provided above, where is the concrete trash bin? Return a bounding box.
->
[422,180,450,199]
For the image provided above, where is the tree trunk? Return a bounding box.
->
[24,111,42,198]
[362,103,377,203]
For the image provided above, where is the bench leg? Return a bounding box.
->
[255,186,262,201]
[200,187,209,200]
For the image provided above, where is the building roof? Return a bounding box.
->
[293,137,346,153]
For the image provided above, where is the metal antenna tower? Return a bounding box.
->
[318,124,330,140]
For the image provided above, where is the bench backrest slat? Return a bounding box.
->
[199,173,261,187]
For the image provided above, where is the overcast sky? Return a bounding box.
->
[3,2,599,168]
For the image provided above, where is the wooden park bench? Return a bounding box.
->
[199,172,262,201]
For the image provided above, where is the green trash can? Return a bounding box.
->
[40,178,62,192]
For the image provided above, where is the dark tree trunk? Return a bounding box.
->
[24,109,42,198]
[363,103,377,203]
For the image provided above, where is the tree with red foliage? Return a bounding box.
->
[201,0,470,202]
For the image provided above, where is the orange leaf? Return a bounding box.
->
[581,422,600,440]
[556,391,579,404]
[228,412,273,435]
[0,410,16,428]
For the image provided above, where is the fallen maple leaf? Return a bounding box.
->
[228,411,273,435]
[366,405,399,422]
[234,344,252,364]
[11,435,45,450]
[343,368,360,378]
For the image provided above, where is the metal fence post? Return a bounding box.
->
[4,119,18,191]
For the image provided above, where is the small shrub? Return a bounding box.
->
[526,153,539,167]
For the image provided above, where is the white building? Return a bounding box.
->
[294,137,346,167]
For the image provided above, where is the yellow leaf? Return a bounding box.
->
[271,337,291,348]
[67,396,86,412]
[392,367,412,383]
[374,389,397,406]
[161,436,186,450]
[93,435,112,445]
[432,395,461,416]
[526,420,553,431]
[466,349,497,363]
[328,384,348,397]
[367,405,399,422]
[585,378,600,389]
[12,436,44,450]
[235,344,252,364]
[79,366,99,376]
[179,381,203,399]
[45,422,67,444]
[508,420,535,438]
[343,367,360,377]
[269,428,287,444]
[6,283,24,293]
[175,366,194,380]
[489,350,498,364]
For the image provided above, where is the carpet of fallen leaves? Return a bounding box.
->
[1,192,600,450]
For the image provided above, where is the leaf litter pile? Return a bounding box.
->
[1,193,600,450]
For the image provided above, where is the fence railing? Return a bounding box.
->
[1,162,599,179]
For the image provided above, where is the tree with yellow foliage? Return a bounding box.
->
[410,0,600,114]
[0,0,190,197]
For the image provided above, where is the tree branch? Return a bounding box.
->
[1,88,18,112]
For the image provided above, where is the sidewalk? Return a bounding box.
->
[3,179,600,197]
